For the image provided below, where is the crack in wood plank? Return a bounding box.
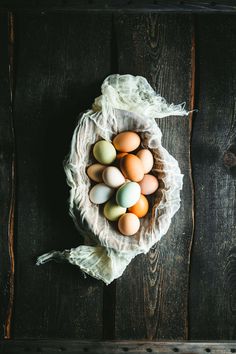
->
[4,11,15,340]
[186,14,196,340]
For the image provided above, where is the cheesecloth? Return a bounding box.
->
[36,74,189,285]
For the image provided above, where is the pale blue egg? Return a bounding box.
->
[89,183,114,204]
[116,182,141,208]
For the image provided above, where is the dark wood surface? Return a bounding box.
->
[0,9,236,346]
[0,1,236,13]
[189,15,236,339]
[0,12,15,340]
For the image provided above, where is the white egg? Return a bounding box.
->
[102,166,125,188]
[89,183,114,204]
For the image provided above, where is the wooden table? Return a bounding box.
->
[0,1,236,352]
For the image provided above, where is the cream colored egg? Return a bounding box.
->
[102,166,125,188]
[137,149,154,174]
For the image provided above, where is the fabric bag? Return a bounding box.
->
[36,74,189,284]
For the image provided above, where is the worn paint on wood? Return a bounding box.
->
[113,14,194,340]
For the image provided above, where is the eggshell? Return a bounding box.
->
[120,154,144,182]
[116,152,128,161]
[89,183,114,204]
[116,182,141,208]
[136,149,154,174]
[118,213,140,236]
[113,131,140,152]
[128,194,149,218]
[87,163,106,182]
[102,166,125,188]
[103,200,126,221]
[138,174,159,195]
[93,140,116,165]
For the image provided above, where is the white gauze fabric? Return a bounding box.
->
[36,74,188,285]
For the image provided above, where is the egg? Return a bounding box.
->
[118,213,140,236]
[87,163,106,182]
[116,152,128,161]
[102,166,125,188]
[103,200,126,221]
[113,131,141,152]
[116,182,141,208]
[128,194,149,218]
[89,183,114,204]
[136,149,154,174]
[139,174,159,195]
[93,140,116,165]
[120,154,144,182]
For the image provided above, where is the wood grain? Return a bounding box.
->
[0,12,16,339]
[113,14,194,340]
[1,340,236,354]
[0,1,236,14]
[12,13,112,338]
[189,15,236,339]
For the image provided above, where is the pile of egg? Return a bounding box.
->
[87,131,159,236]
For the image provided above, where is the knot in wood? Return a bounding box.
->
[223,150,236,168]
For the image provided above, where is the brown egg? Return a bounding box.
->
[120,154,144,182]
[113,131,140,152]
[116,152,128,161]
[138,174,159,195]
[136,149,154,174]
[128,194,149,218]
[118,213,140,236]
[87,163,106,182]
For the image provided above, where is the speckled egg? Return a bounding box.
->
[113,131,140,152]
[118,213,140,236]
[103,200,126,221]
[102,166,125,188]
[89,183,114,204]
[120,154,144,182]
[93,140,116,165]
[136,149,154,174]
[116,182,141,208]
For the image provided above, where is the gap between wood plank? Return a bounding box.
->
[186,14,196,340]
[4,11,15,340]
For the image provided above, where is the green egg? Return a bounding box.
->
[93,140,116,165]
[116,182,141,208]
[103,200,126,221]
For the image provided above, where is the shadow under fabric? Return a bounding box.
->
[36,74,190,285]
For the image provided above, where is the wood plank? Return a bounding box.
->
[189,15,236,339]
[0,1,236,14]
[0,12,15,339]
[114,14,194,339]
[12,13,112,338]
[1,340,236,354]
